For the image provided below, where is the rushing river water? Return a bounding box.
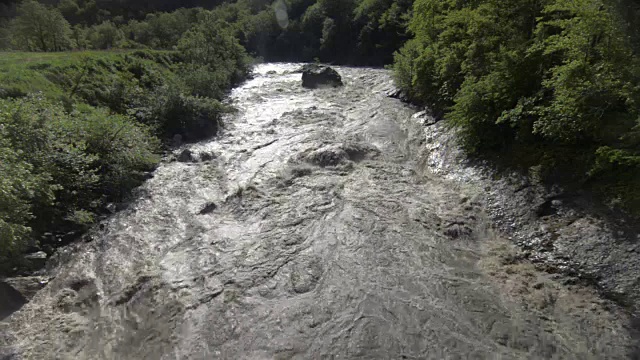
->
[1,64,636,359]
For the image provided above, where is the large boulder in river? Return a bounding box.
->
[301,64,343,89]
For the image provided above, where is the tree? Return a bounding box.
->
[177,15,250,81]
[393,0,640,211]
[58,0,81,24]
[353,0,413,65]
[87,20,124,49]
[0,19,10,50]
[71,24,90,49]
[10,0,72,51]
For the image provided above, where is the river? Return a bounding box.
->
[1,64,635,359]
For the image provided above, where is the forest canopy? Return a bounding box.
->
[0,0,413,65]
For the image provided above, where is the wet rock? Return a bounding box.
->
[412,110,439,126]
[105,203,127,215]
[4,276,49,301]
[289,165,314,178]
[183,118,219,142]
[444,222,473,239]
[0,276,49,319]
[177,149,194,163]
[301,64,343,89]
[110,275,155,306]
[386,87,410,103]
[305,145,349,167]
[174,150,215,163]
[535,199,560,218]
[341,142,380,162]
[266,70,277,75]
[303,143,379,167]
[24,251,48,269]
[105,203,117,214]
[198,202,217,215]
[199,151,215,162]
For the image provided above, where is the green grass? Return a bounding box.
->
[0,51,116,98]
[0,50,175,101]
[0,50,131,66]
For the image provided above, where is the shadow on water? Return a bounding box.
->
[0,283,26,322]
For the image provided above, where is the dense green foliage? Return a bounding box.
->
[0,97,159,260]
[1,0,413,65]
[394,0,640,212]
[11,0,73,51]
[233,0,414,64]
[0,24,249,271]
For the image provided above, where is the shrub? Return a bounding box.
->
[69,105,160,202]
[146,83,228,141]
[86,21,125,49]
[0,134,50,268]
[0,96,160,266]
[176,15,251,88]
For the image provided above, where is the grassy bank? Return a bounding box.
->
[0,51,132,97]
[1,40,250,273]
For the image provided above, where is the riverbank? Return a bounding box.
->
[0,49,249,275]
[2,64,637,359]
[416,114,640,323]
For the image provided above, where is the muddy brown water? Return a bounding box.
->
[0,64,636,359]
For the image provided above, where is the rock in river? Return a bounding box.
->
[24,251,48,269]
[301,64,343,89]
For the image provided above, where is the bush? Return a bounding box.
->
[69,104,160,202]
[86,21,125,49]
[146,83,228,141]
[176,15,251,87]
[0,134,51,268]
[41,52,176,114]
[394,0,640,213]
[0,95,160,270]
